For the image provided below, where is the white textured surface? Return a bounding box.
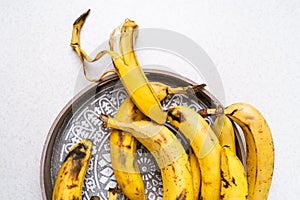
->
[0,0,299,199]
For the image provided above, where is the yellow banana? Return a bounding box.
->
[71,10,167,124]
[220,146,248,200]
[189,149,201,200]
[225,103,274,200]
[109,22,204,199]
[167,106,221,200]
[110,97,146,200]
[110,18,139,67]
[100,114,194,200]
[110,82,204,199]
[213,114,236,154]
[52,139,92,200]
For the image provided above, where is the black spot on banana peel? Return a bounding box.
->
[176,189,187,200]
[221,170,230,189]
[168,108,186,123]
[64,143,87,162]
[52,139,92,200]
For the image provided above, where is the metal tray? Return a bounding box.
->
[40,69,246,200]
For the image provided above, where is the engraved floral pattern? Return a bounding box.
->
[50,79,214,200]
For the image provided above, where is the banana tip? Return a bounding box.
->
[73,9,91,25]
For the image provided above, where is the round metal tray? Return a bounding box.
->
[40,69,246,200]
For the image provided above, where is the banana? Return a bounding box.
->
[213,114,236,154]
[100,114,194,200]
[220,146,248,199]
[225,103,274,200]
[189,149,201,200]
[110,96,146,200]
[71,10,167,124]
[167,106,221,200]
[108,17,205,198]
[52,139,92,200]
[110,82,204,199]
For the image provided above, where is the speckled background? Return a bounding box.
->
[0,0,299,199]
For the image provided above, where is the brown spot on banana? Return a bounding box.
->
[63,143,88,180]
[221,170,230,189]
[118,131,125,144]
[154,134,168,146]
[52,139,92,200]
[176,189,187,200]
[168,108,186,123]
[67,184,79,189]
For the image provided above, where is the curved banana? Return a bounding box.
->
[225,103,274,200]
[189,149,201,200]
[109,21,204,199]
[220,146,248,199]
[167,106,221,200]
[71,10,166,124]
[110,97,146,200]
[101,114,194,200]
[52,139,92,200]
[213,114,236,154]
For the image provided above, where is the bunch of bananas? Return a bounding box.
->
[52,10,274,200]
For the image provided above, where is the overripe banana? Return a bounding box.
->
[100,114,194,200]
[110,97,146,200]
[65,11,275,200]
[225,103,274,200]
[108,17,206,199]
[110,82,204,199]
[213,114,236,154]
[52,139,92,200]
[167,106,222,200]
[71,10,166,124]
[220,146,248,199]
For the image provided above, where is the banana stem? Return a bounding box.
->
[190,83,207,93]
[100,114,109,128]
[199,105,223,117]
